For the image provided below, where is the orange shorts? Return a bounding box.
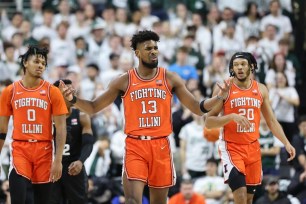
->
[11,140,53,184]
[218,140,262,185]
[123,137,176,188]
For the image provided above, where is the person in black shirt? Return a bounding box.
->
[49,79,94,204]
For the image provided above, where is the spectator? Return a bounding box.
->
[1,11,23,41]
[258,24,279,60]
[255,177,300,204]
[168,46,199,90]
[53,0,76,27]
[80,63,103,100]
[265,52,296,89]
[23,0,44,28]
[32,9,57,41]
[67,8,91,40]
[260,0,292,40]
[259,117,284,176]
[138,0,160,30]
[236,2,261,40]
[269,72,299,142]
[193,158,228,204]
[288,115,306,203]
[0,42,20,81]
[85,137,111,178]
[180,113,214,179]
[168,179,207,204]
[202,52,228,96]
[100,53,123,89]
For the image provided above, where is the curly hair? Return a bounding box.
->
[130,30,160,51]
[228,52,258,76]
[19,45,49,74]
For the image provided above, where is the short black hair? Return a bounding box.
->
[130,30,160,51]
[53,79,72,87]
[86,63,100,71]
[206,157,219,166]
[229,52,258,76]
[19,45,49,74]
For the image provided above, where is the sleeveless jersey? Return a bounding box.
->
[222,80,263,144]
[0,80,68,141]
[60,108,83,163]
[122,67,173,137]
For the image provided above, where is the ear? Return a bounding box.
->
[135,50,140,58]
[250,65,254,73]
[23,59,28,68]
[229,68,234,76]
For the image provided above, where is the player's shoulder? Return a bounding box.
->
[1,83,14,96]
[109,71,129,91]
[165,68,183,87]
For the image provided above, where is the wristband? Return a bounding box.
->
[0,133,7,140]
[69,95,77,104]
[199,100,209,113]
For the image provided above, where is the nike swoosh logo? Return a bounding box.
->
[16,92,23,94]
[161,145,167,150]
[232,91,239,94]
[45,146,51,150]
[132,83,139,86]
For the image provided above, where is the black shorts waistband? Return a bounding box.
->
[127,135,168,140]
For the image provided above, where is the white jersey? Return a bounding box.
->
[179,121,214,172]
[193,176,228,204]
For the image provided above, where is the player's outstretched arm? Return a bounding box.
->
[59,74,127,115]
[168,71,203,115]
[260,83,296,161]
[168,71,225,115]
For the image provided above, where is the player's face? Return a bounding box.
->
[232,58,250,82]
[24,55,46,78]
[137,40,158,69]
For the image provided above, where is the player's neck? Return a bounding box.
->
[136,66,158,80]
[21,76,43,89]
[233,77,252,89]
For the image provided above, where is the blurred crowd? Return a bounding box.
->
[0,0,305,203]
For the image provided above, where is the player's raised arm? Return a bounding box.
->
[168,71,230,116]
[59,73,128,115]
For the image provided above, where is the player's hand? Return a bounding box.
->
[68,160,83,176]
[285,143,295,161]
[59,80,74,101]
[50,160,62,182]
[217,78,233,99]
[231,113,251,129]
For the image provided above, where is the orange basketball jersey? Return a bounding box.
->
[0,80,68,141]
[222,80,263,144]
[122,67,173,137]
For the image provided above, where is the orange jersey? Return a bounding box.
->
[0,80,68,141]
[122,67,173,137]
[222,80,263,144]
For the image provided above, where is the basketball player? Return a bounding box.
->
[205,52,296,204]
[59,30,229,204]
[49,79,94,204]
[0,45,68,204]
